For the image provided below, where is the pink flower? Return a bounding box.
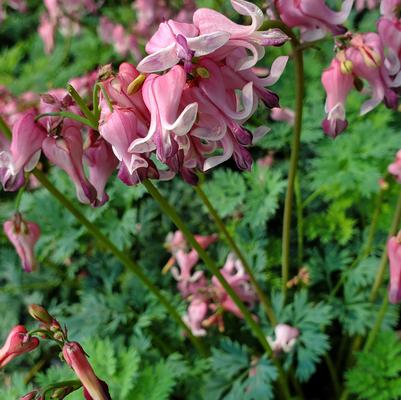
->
[212,253,257,319]
[42,126,97,205]
[345,33,397,114]
[381,0,401,16]
[38,14,55,54]
[137,20,229,73]
[0,111,46,188]
[387,232,401,304]
[130,66,198,162]
[274,0,353,41]
[321,57,353,137]
[4,214,41,273]
[183,297,209,337]
[271,107,295,125]
[388,149,401,182]
[355,0,378,10]
[267,324,300,353]
[63,342,110,400]
[0,325,39,368]
[194,0,288,70]
[84,136,118,207]
[134,0,172,37]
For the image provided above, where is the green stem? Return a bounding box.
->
[281,35,305,299]
[14,179,28,211]
[294,175,304,266]
[194,184,277,325]
[364,297,388,351]
[324,354,341,397]
[35,112,97,130]
[67,84,98,126]
[143,179,291,400]
[370,190,401,302]
[32,169,206,357]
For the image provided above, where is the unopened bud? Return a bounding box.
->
[195,67,210,79]
[51,386,75,399]
[379,178,389,191]
[40,93,57,105]
[127,73,147,95]
[29,305,53,324]
[340,60,353,74]
[20,390,40,400]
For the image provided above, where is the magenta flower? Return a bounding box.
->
[137,20,229,73]
[63,342,111,400]
[388,150,401,182]
[84,136,118,207]
[183,296,209,337]
[321,58,353,137]
[267,324,300,354]
[387,233,401,304]
[38,13,55,54]
[194,0,288,70]
[381,0,401,16]
[0,325,39,368]
[0,111,46,188]
[4,214,41,273]
[42,125,97,205]
[274,0,353,41]
[130,66,198,162]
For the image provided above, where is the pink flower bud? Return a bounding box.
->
[267,324,300,353]
[62,342,110,400]
[3,214,41,273]
[388,233,401,304]
[388,150,401,182]
[0,325,39,368]
[20,390,41,400]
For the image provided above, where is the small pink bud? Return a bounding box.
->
[0,325,39,368]
[20,390,40,400]
[63,342,110,400]
[388,233,401,304]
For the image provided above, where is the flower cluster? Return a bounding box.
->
[320,1,401,137]
[165,231,257,336]
[1,0,288,208]
[0,305,111,400]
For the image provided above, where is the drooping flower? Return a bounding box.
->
[381,0,401,17]
[0,111,46,189]
[267,324,300,353]
[182,296,209,337]
[387,232,401,304]
[388,149,401,182]
[3,213,41,273]
[270,107,295,125]
[321,57,353,137]
[194,0,289,70]
[0,325,39,368]
[63,342,111,400]
[42,125,97,205]
[137,20,230,73]
[274,0,354,41]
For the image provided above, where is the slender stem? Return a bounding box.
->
[67,84,98,126]
[281,36,305,298]
[194,184,277,325]
[35,112,97,130]
[324,354,341,397]
[143,179,291,400]
[294,175,304,266]
[370,190,401,302]
[364,297,388,351]
[32,169,206,357]
[15,179,28,211]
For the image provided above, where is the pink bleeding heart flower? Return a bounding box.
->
[267,324,300,353]
[388,149,401,182]
[381,0,401,16]
[271,107,295,125]
[38,13,55,54]
[130,65,198,162]
[274,0,353,41]
[63,342,111,400]
[0,325,39,368]
[194,0,289,71]
[42,125,97,205]
[182,296,209,337]
[99,105,160,185]
[84,136,118,207]
[137,19,230,73]
[0,111,46,188]
[321,57,353,138]
[3,213,41,273]
[345,33,398,114]
[387,232,401,304]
